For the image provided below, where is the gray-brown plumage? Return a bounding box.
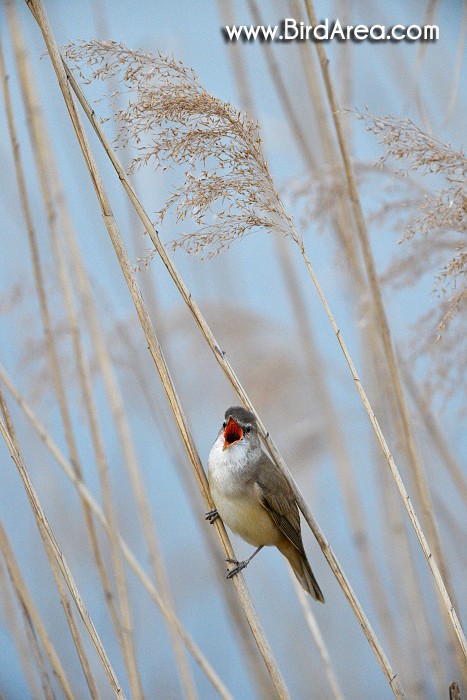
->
[207,406,324,602]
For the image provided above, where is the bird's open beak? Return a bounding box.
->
[223,417,243,450]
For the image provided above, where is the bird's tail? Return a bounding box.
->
[281,543,325,603]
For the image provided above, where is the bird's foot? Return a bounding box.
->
[205,508,219,523]
[225,557,248,579]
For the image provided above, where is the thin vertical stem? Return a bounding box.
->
[16,9,197,695]
[290,10,447,681]
[62,225,197,700]
[247,0,317,169]
[0,553,47,700]
[297,241,466,661]
[1,388,100,700]
[289,573,344,700]
[275,235,397,641]
[0,522,68,700]
[2,3,127,681]
[303,0,465,680]
[0,407,125,697]
[402,366,467,505]
[302,0,453,606]
[5,9,143,694]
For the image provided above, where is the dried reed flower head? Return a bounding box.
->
[358,110,466,404]
[286,160,424,237]
[63,39,297,258]
[286,109,466,405]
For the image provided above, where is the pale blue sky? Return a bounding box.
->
[1,2,465,698]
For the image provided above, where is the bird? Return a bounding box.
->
[207,406,324,602]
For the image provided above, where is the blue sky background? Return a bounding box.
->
[0,1,466,699]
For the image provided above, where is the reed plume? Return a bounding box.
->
[65,39,296,258]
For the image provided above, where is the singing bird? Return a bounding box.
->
[207,406,324,602]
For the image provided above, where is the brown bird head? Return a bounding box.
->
[222,406,258,451]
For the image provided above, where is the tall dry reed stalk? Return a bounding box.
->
[5,12,144,697]
[302,0,454,610]
[0,553,43,699]
[0,521,72,700]
[0,386,126,698]
[216,5,412,688]
[0,33,103,699]
[1,21,136,700]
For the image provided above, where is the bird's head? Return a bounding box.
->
[222,406,258,451]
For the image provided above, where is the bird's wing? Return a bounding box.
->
[254,454,305,556]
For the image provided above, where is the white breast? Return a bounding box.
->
[207,435,279,547]
[207,434,251,496]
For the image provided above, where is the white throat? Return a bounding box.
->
[208,433,260,491]
[209,432,248,468]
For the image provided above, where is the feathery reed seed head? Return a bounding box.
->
[359,110,466,404]
[64,39,297,259]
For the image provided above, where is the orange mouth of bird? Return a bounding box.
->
[223,417,243,449]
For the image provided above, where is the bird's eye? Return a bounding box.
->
[246,425,251,433]
[222,421,227,429]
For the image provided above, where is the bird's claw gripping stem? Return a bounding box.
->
[205,508,219,523]
[225,558,248,578]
